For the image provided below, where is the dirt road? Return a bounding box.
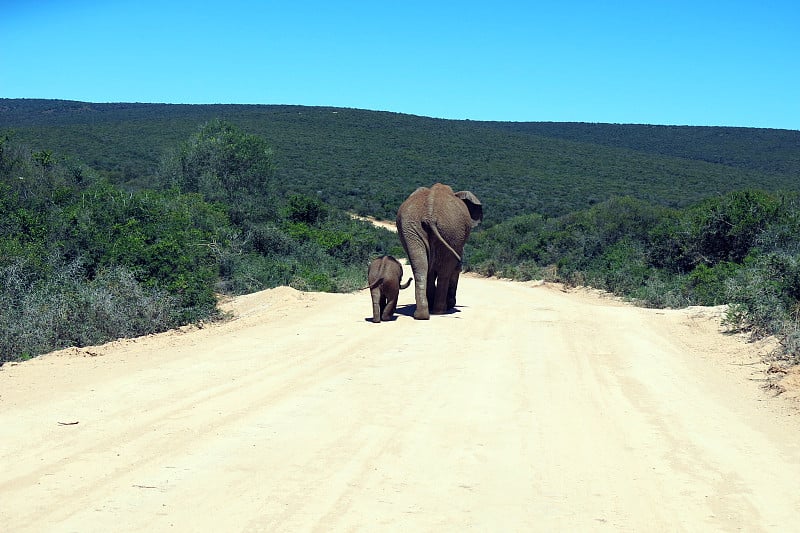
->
[2,272,800,532]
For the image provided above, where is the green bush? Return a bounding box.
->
[285,193,328,224]
[52,183,225,319]
[164,119,276,201]
[587,238,650,294]
[684,262,740,306]
[630,271,689,309]
[724,251,800,338]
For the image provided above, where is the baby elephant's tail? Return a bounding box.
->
[367,277,385,290]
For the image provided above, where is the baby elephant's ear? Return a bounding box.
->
[455,191,483,227]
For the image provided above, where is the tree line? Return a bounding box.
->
[3,99,798,223]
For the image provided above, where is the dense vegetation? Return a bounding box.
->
[3,99,799,222]
[0,122,398,363]
[1,99,799,365]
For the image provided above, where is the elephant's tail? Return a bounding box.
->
[400,278,413,289]
[367,277,385,290]
[426,221,462,262]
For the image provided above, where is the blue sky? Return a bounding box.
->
[2,1,798,129]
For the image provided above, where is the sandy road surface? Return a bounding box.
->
[2,272,800,532]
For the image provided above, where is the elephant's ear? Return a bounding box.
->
[455,191,483,227]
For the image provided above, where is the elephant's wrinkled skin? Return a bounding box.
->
[367,255,412,323]
[396,183,483,320]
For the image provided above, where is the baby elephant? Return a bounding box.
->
[366,255,412,323]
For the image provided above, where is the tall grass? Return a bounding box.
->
[1,257,179,363]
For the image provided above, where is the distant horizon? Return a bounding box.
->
[3,97,798,132]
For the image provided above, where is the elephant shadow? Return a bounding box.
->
[363,314,401,323]
[395,304,416,318]
[362,306,410,322]
[362,304,464,322]
[395,304,463,318]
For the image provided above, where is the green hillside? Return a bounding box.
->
[487,121,800,176]
[2,99,798,223]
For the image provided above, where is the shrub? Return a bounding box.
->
[285,193,328,224]
[688,189,783,265]
[724,251,800,339]
[0,258,179,363]
[586,238,649,294]
[684,261,740,306]
[631,271,689,309]
[164,119,276,201]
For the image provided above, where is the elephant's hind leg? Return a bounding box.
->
[431,280,450,314]
[370,288,383,323]
[381,295,398,322]
[446,271,461,310]
[412,277,432,320]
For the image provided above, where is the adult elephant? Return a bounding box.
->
[396,183,483,320]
